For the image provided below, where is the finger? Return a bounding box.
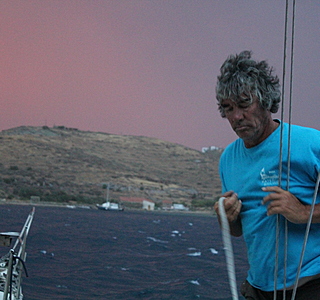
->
[265,200,277,215]
[224,197,235,210]
[262,186,283,193]
[225,197,241,222]
[262,193,276,205]
[266,201,285,217]
[214,201,219,214]
[261,187,283,204]
[229,203,241,221]
[225,197,239,213]
[222,190,234,198]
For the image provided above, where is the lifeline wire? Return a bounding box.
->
[218,197,239,300]
[283,0,296,296]
[274,0,296,299]
[291,171,320,300]
[275,0,289,294]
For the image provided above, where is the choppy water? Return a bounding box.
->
[0,205,248,299]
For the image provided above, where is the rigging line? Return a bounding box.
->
[274,214,280,300]
[283,0,296,296]
[218,197,239,300]
[286,4,320,296]
[275,0,290,299]
[285,1,320,298]
[291,171,320,300]
[282,0,296,296]
[286,0,296,191]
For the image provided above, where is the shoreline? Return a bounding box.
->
[0,199,216,217]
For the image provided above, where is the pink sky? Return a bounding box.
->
[1,1,319,150]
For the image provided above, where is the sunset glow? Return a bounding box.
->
[1,1,319,150]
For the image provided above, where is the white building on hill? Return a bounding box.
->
[201,146,223,153]
[142,200,155,211]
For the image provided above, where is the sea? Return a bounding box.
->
[0,204,249,300]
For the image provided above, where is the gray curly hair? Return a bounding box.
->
[216,51,281,118]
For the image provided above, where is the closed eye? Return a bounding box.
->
[221,104,233,112]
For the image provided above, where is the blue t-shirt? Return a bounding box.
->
[219,122,320,291]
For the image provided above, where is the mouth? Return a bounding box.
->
[234,125,250,132]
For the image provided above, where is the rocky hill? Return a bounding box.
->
[0,126,222,209]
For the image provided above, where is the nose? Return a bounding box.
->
[230,106,244,122]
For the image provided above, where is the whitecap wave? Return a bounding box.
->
[210,248,218,254]
[187,252,201,256]
[147,236,168,243]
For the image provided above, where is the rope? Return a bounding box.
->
[218,197,239,300]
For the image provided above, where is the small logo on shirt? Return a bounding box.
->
[260,168,279,186]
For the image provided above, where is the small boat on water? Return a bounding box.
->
[0,207,35,300]
[96,201,124,211]
[97,183,124,211]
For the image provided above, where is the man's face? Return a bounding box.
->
[220,97,273,148]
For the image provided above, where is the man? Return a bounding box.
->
[214,51,320,299]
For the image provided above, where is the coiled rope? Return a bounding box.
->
[218,196,239,300]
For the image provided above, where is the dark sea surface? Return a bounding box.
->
[0,205,249,300]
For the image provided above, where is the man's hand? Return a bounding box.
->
[214,191,242,223]
[214,191,242,236]
[262,186,309,224]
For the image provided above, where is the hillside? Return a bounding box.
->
[0,126,222,209]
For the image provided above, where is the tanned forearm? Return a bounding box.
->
[301,203,320,224]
